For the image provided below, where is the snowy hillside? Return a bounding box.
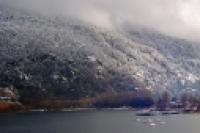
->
[0,5,200,106]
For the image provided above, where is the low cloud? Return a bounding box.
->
[1,0,200,41]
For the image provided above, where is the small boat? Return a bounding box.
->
[142,118,154,124]
[149,123,156,127]
[136,110,161,116]
[31,109,46,112]
[136,118,141,122]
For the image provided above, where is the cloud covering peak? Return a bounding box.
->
[1,0,200,41]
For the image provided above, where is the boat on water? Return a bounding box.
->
[149,123,156,127]
[31,109,46,112]
[136,109,179,116]
[136,110,161,116]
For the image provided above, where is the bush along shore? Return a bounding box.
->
[1,88,200,114]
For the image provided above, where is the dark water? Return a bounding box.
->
[1,110,200,133]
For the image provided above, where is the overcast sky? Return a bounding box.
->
[1,0,200,41]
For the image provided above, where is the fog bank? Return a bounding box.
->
[1,0,200,41]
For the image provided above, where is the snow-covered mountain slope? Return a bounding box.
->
[0,5,200,104]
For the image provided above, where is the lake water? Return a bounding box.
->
[1,110,200,133]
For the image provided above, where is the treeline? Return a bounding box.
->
[34,98,93,109]
[94,89,154,108]
[4,88,200,112]
[29,89,155,109]
[178,91,200,111]
[0,102,24,112]
[154,90,200,112]
[6,86,200,112]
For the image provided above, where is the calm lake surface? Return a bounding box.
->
[1,110,200,133]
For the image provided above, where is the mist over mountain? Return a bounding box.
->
[0,2,200,108]
[2,0,200,41]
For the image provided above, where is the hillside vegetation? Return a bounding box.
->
[1,6,200,109]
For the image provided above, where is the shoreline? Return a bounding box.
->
[0,107,199,115]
